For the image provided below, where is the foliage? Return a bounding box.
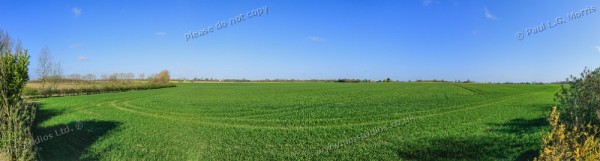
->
[534,107,600,161]
[383,78,392,82]
[21,87,38,96]
[537,67,600,160]
[555,67,600,128]
[334,79,370,83]
[0,30,36,161]
[149,70,170,84]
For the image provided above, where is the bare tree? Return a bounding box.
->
[67,73,82,81]
[83,73,96,81]
[0,29,13,53]
[118,73,125,80]
[148,74,155,82]
[126,73,134,81]
[37,46,53,89]
[138,73,145,81]
[49,61,62,90]
[101,74,109,81]
[14,40,23,54]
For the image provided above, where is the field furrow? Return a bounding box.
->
[32,83,560,160]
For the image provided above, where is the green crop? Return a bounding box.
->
[32,83,560,160]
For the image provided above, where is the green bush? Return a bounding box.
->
[537,67,600,160]
[0,31,36,160]
[21,87,38,96]
[555,67,600,128]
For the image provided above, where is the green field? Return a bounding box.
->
[32,83,560,160]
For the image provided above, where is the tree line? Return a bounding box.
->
[47,72,168,83]
[23,82,175,97]
[28,39,173,98]
[36,48,169,84]
[26,69,173,98]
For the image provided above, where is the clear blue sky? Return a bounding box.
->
[1,0,599,82]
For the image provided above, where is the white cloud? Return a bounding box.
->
[155,32,167,36]
[68,44,79,49]
[452,1,459,7]
[77,56,87,61]
[422,0,433,6]
[307,36,325,42]
[72,7,82,17]
[421,0,441,6]
[484,7,497,20]
[596,46,600,53]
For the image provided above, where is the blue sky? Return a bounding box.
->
[1,0,599,82]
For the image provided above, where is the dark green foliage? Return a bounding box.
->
[383,78,392,82]
[334,79,370,83]
[555,67,600,127]
[21,87,38,96]
[0,30,36,161]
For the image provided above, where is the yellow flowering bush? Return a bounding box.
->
[535,107,600,161]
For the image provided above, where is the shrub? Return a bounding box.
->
[40,88,52,97]
[535,107,600,160]
[21,87,38,96]
[555,67,600,128]
[0,31,36,160]
[149,70,170,84]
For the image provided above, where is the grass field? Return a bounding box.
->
[32,83,560,160]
